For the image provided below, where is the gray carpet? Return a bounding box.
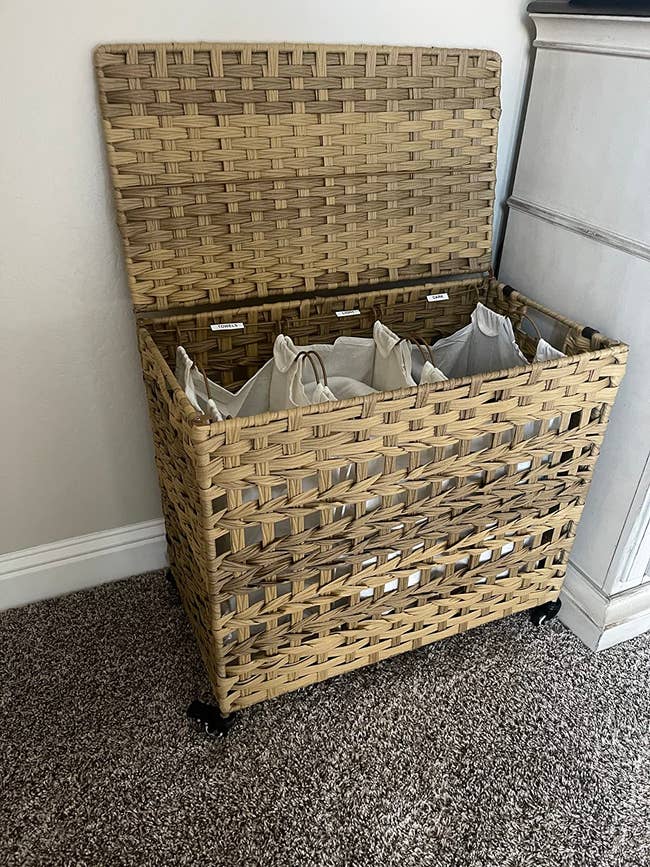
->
[1,572,649,867]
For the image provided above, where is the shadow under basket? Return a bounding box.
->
[139,277,626,714]
[94,42,627,719]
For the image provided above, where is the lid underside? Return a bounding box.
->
[95,43,501,312]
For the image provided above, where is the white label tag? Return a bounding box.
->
[210,322,245,332]
[335,309,361,318]
[426,293,450,303]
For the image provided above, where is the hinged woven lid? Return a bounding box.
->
[95,42,501,312]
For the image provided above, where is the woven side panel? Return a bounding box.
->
[95,43,501,311]
[185,345,625,713]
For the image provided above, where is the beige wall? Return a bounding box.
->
[0,0,532,555]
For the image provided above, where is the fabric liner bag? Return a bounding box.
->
[411,302,528,382]
[362,312,536,601]
[271,323,422,544]
[272,321,422,401]
[409,303,565,450]
[534,337,566,363]
[176,342,336,421]
[175,345,273,421]
[177,320,430,421]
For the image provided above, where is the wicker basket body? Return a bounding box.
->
[96,43,627,715]
[137,278,626,713]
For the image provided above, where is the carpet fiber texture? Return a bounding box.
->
[1,571,649,867]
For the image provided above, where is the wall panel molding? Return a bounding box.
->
[502,8,650,650]
[507,196,650,261]
[532,12,650,60]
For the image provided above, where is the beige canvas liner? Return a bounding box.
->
[95,43,626,721]
[95,43,500,312]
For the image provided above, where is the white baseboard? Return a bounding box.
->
[560,562,650,651]
[0,519,167,611]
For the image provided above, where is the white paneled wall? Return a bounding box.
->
[500,9,650,649]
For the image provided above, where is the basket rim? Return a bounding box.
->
[95,41,503,62]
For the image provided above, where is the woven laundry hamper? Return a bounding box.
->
[95,42,627,734]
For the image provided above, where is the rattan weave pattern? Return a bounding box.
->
[138,279,626,714]
[95,43,500,311]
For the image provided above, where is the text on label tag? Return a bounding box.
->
[335,309,361,318]
[426,293,450,303]
[210,322,245,331]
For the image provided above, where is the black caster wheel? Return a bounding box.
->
[187,700,236,737]
[165,568,177,590]
[529,598,562,626]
